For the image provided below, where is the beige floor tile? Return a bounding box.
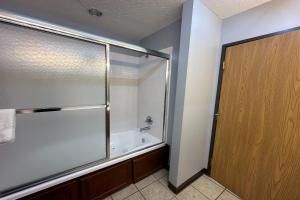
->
[135,175,156,190]
[124,192,145,200]
[158,176,168,188]
[192,175,225,200]
[112,184,138,200]
[217,190,240,200]
[102,196,112,200]
[153,169,168,179]
[176,186,208,200]
[141,181,174,200]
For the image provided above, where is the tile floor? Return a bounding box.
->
[103,169,241,200]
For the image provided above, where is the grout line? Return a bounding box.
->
[191,186,211,200]
[112,184,138,200]
[157,180,175,199]
[111,170,170,200]
[215,189,226,200]
[204,175,240,199]
[139,190,147,200]
[223,189,242,199]
[133,184,138,190]
[188,176,210,199]
[158,176,168,189]
[123,191,144,200]
[190,184,222,200]
[137,181,148,200]
[203,175,226,189]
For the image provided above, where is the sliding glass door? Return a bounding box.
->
[0,22,107,192]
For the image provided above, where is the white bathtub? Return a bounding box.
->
[110,130,162,158]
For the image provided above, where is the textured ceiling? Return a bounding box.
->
[201,0,273,18]
[0,0,274,43]
[0,0,182,43]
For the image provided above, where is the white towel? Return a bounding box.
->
[0,109,16,144]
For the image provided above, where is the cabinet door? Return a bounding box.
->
[80,160,132,200]
[132,146,169,182]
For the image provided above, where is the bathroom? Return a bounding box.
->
[0,0,300,200]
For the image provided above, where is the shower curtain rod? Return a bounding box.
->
[0,9,170,60]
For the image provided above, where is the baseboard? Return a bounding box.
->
[167,168,207,194]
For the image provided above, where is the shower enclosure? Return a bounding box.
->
[0,11,170,197]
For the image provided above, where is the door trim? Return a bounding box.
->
[207,25,300,174]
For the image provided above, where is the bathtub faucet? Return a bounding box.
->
[140,126,151,132]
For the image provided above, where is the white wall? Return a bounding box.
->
[222,0,300,44]
[141,21,181,145]
[110,52,139,133]
[169,0,222,186]
[110,50,168,141]
[138,55,167,140]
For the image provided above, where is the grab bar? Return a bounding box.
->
[16,105,106,114]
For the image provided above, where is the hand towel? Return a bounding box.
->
[0,109,16,144]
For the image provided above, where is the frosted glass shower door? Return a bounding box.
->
[0,22,107,193]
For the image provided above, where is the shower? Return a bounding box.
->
[0,10,170,198]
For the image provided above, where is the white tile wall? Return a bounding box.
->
[110,52,139,133]
[110,51,167,142]
[137,55,167,140]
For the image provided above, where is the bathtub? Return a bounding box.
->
[110,130,162,158]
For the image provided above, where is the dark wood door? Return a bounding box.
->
[211,30,300,200]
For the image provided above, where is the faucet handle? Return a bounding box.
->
[145,116,153,125]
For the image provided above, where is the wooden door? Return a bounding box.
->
[211,30,300,200]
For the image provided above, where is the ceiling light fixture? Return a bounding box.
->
[88,8,103,17]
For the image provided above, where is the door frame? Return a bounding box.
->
[207,25,300,174]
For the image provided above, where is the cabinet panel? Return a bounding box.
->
[15,147,168,200]
[21,181,78,200]
[132,146,169,182]
[80,160,132,200]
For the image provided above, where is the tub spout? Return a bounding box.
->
[140,126,151,132]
